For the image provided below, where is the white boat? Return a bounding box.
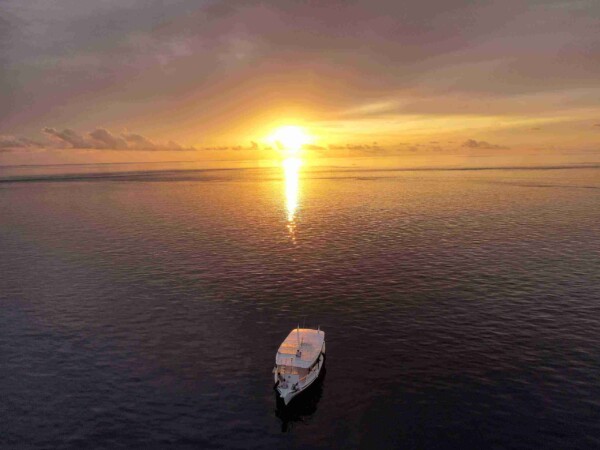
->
[273,327,326,405]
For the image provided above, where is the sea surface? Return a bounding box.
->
[1,160,599,449]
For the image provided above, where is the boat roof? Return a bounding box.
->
[276,328,325,369]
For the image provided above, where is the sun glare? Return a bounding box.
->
[282,156,301,242]
[268,126,311,154]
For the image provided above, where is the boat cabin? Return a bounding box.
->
[275,328,324,379]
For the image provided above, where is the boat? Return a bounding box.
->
[273,326,326,405]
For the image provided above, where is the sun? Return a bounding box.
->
[267,126,311,154]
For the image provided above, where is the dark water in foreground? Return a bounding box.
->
[1,164,599,449]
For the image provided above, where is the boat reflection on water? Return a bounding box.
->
[274,366,326,433]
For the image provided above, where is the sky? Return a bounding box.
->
[1,0,600,165]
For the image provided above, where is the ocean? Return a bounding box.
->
[1,160,599,448]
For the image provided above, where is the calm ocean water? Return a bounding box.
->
[1,162,599,449]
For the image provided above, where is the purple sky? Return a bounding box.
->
[1,0,600,163]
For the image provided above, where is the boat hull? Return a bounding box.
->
[276,353,325,405]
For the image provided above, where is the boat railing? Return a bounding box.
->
[278,356,322,382]
[296,362,322,384]
[297,373,311,384]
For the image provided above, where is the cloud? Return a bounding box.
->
[0,135,43,149]
[42,127,93,148]
[328,143,383,152]
[200,142,268,152]
[321,142,397,156]
[462,139,509,150]
[89,128,128,149]
[39,127,195,151]
[197,141,388,155]
[122,133,157,150]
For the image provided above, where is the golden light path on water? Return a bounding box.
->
[282,157,302,242]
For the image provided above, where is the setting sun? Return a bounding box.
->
[267,126,311,154]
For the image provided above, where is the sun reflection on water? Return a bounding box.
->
[282,157,302,242]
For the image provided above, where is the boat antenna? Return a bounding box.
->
[297,324,300,348]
